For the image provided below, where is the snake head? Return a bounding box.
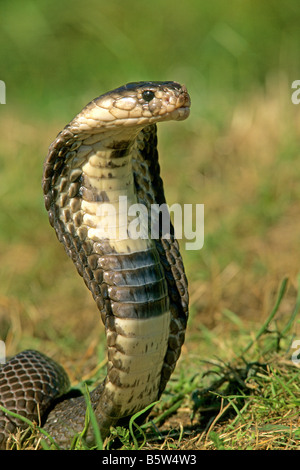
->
[70,81,191,133]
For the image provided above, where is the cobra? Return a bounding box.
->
[0,81,190,449]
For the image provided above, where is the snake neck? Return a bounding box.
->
[45,130,171,432]
[79,134,151,254]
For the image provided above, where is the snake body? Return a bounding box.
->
[0,81,190,449]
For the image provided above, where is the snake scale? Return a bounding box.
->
[0,81,190,449]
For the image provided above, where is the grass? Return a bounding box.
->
[110,276,300,451]
[1,0,300,451]
[2,276,300,450]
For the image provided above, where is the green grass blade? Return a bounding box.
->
[129,401,159,449]
[241,277,289,355]
[82,384,103,449]
[0,405,60,449]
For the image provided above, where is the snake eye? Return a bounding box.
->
[142,90,155,102]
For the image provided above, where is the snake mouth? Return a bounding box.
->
[126,105,190,128]
[169,105,190,121]
[148,102,190,124]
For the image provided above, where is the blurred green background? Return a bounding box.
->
[2,0,300,118]
[0,0,300,371]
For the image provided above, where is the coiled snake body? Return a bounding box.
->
[0,81,190,449]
